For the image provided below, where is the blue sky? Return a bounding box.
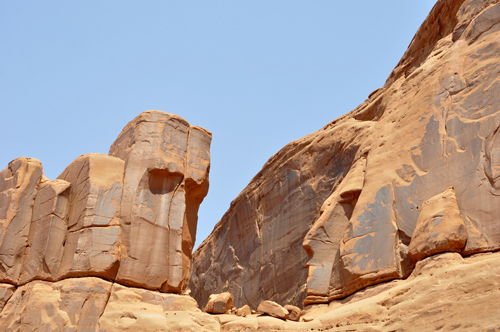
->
[1,1,437,249]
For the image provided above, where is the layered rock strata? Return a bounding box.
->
[0,111,211,297]
[190,0,500,310]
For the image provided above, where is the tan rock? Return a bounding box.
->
[205,291,234,314]
[215,313,244,325]
[236,304,251,317]
[110,111,211,293]
[408,187,467,261]
[57,153,124,280]
[284,304,301,321]
[0,284,15,312]
[19,178,70,284]
[257,300,289,319]
[0,157,43,284]
[311,251,500,331]
[98,282,220,331]
[303,156,366,304]
[191,0,500,308]
[0,277,111,332]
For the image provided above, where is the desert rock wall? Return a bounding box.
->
[190,0,500,310]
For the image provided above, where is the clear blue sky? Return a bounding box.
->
[1,1,437,249]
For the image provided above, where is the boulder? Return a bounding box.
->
[205,292,234,314]
[408,187,467,261]
[257,300,289,319]
[284,304,301,321]
[236,304,251,317]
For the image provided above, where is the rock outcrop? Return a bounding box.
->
[190,0,500,312]
[205,292,234,314]
[3,0,500,330]
[408,187,467,261]
[109,111,211,293]
[257,300,289,320]
[0,111,211,298]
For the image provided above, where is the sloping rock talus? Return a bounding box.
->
[190,0,500,310]
[0,111,211,298]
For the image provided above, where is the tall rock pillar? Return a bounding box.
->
[110,111,211,293]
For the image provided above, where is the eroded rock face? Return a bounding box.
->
[20,178,70,284]
[57,153,125,281]
[109,111,211,293]
[0,277,112,332]
[0,111,210,298]
[0,157,43,284]
[99,283,209,331]
[191,0,500,310]
[0,277,215,332]
[408,187,467,261]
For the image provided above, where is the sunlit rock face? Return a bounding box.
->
[190,0,500,310]
[109,111,211,293]
[0,111,211,296]
[0,157,44,284]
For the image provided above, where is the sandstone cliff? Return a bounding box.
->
[190,0,500,311]
[0,112,210,294]
[2,0,500,330]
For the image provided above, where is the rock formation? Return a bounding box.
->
[0,111,212,330]
[205,292,234,314]
[2,0,500,330]
[109,111,211,293]
[190,0,500,313]
[408,187,467,261]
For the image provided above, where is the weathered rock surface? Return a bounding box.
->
[408,187,467,261]
[110,111,211,293]
[0,284,15,313]
[19,178,71,284]
[205,292,234,314]
[1,250,498,330]
[236,304,252,317]
[0,111,211,297]
[284,305,301,322]
[0,157,43,284]
[2,0,500,330]
[190,0,500,310]
[220,251,500,331]
[0,277,111,332]
[0,277,218,332]
[99,283,216,331]
[257,300,289,319]
[57,153,124,281]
